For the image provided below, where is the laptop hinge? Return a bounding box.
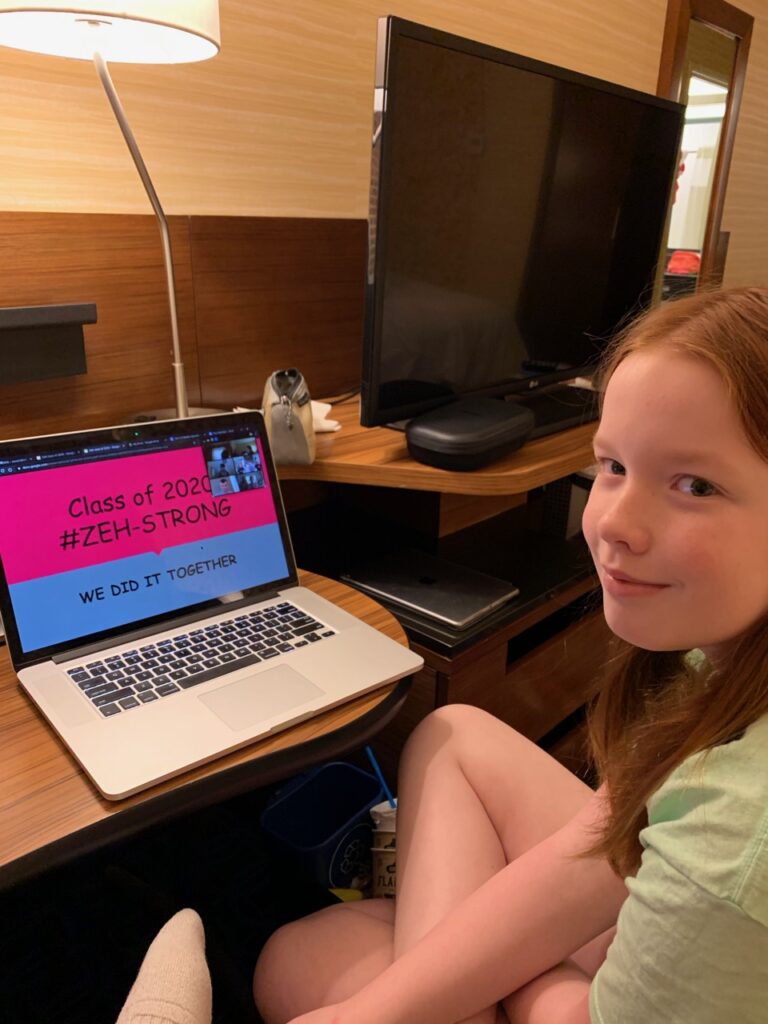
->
[52,589,284,664]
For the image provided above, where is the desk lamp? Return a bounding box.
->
[0,2,221,419]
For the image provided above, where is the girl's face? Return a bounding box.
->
[582,348,768,654]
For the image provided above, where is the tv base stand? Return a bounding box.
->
[508,383,598,439]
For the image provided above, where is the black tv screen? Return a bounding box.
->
[361,18,685,427]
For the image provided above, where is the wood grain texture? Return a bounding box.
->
[277,396,597,495]
[0,212,201,437]
[0,2,764,287]
[189,216,366,409]
[0,0,668,219]
[0,571,409,887]
[0,213,366,439]
[446,610,612,740]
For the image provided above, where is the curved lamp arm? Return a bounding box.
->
[93,50,188,419]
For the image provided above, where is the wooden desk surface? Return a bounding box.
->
[277,396,596,495]
[0,571,410,890]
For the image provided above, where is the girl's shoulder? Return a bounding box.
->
[642,713,768,925]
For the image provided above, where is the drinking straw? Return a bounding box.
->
[365,745,396,808]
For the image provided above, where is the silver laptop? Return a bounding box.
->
[343,550,519,629]
[0,411,422,799]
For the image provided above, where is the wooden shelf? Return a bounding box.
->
[276,396,596,496]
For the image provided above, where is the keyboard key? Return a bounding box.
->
[178,653,261,689]
[153,674,171,686]
[99,703,121,717]
[261,649,280,660]
[294,640,309,648]
[69,671,90,684]
[292,621,324,636]
[220,653,236,663]
[305,633,321,643]
[277,643,294,653]
[119,696,140,710]
[156,682,180,696]
[93,686,134,706]
[202,658,220,668]
[138,691,159,704]
[321,630,335,638]
[84,681,119,699]
[170,670,187,680]
[134,680,154,693]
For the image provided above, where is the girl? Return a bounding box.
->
[253,286,768,1024]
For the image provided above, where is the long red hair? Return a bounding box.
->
[585,286,768,876]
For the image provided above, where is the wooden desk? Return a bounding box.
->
[278,396,596,495]
[0,571,411,891]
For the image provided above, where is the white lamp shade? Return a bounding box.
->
[0,2,220,62]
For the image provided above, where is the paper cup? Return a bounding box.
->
[371,845,397,898]
[372,828,396,850]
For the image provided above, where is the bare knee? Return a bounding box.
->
[401,704,510,767]
[253,902,395,1024]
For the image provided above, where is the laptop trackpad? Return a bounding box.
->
[199,665,325,731]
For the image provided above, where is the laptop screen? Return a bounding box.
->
[0,413,295,661]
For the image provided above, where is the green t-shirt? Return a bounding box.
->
[590,712,768,1023]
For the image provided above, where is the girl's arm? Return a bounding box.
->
[294,788,625,1024]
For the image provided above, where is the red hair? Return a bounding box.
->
[584,286,768,876]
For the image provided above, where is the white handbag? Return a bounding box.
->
[261,368,316,465]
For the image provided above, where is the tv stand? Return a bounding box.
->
[508,384,598,439]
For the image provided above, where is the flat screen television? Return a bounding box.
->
[361,17,685,432]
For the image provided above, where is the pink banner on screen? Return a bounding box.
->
[0,443,278,585]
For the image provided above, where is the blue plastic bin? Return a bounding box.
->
[260,762,384,888]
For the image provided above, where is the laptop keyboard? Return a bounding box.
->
[65,601,336,718]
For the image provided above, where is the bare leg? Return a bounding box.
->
[254,705,601,1024]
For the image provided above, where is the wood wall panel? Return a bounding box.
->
[0,213,200,439]
[0,0,669,219]
[0,1,763,285]
[720,0,768,288]
[0,213,366,439]
[190,217,366,408]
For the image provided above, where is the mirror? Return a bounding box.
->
[657,0,753,292]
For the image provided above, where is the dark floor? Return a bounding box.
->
[0,785,338,1024]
